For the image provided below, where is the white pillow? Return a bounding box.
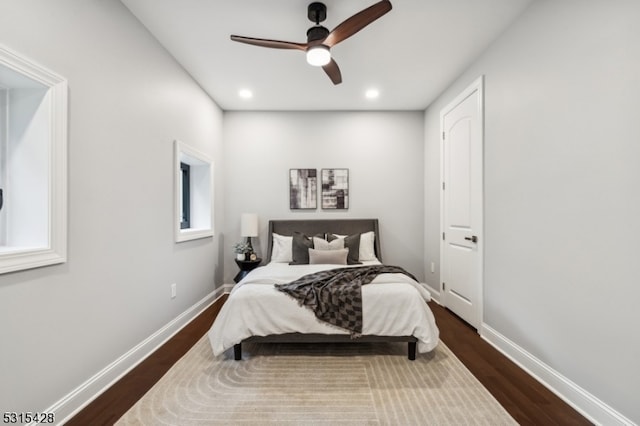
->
[359,231,376,261]
[308,248,348,265]
[270,233,293,263]
[313,236,344,250]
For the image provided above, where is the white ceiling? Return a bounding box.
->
[121,0,532,111]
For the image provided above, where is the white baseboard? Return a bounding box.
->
[52,287,226,425]
[481,324,634,426]
[423,282,441,304]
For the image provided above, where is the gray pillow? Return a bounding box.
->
[308,248,349,265]
[289,232,324,265]
[327,233,362,265]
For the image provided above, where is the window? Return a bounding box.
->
[174,140,213,242]
[0,44,67,274]
[180,162,190,229]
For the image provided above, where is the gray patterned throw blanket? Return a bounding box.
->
[275,265,417,335]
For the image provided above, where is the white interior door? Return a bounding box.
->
[440,76,483,329]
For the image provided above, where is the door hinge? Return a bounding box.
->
[442,131,445,140]
[442,282,446,291]
[442,232,445,240]
[442,182,445,190]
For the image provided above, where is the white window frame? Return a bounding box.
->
[174,140,213,242]
[0,44,67,274]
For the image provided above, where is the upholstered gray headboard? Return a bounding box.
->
[267,219,381,263]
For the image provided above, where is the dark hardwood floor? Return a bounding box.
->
[67,297,591,425]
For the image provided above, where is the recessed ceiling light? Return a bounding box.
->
[238,89,253,99]
[365,88,380,100]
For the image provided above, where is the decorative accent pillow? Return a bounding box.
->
[270,233,293,263]
[289,232,323,265]
[308,248,349,265]
[359,231,377,261]
[313,236,344,250]
[327,233,362,265]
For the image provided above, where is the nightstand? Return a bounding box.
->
[234,258,262,283]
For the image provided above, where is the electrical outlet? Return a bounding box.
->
[430,262,435,273]
[171,283,177,299]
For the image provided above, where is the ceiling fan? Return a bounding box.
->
[230,1,392,85]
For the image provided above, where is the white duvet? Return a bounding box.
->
[208,262,440,356]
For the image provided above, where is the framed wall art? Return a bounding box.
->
[289,169,317,209]
[321,168,349,209]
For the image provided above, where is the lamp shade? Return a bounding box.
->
[240,213,258,237]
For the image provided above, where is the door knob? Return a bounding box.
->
[464,235,478,243]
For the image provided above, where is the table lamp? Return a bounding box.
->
[240,213,258,254]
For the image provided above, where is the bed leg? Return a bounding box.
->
[234,343,242,361]
[408,342,416,361]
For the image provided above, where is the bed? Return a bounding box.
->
[208,219,439,360]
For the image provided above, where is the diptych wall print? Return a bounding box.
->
[289,168,349,210]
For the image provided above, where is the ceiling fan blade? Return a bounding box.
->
[323,0,392,47]
[230,35,307,51]
[322,59,342,85]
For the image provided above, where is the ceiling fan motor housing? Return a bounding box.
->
[307,25,330,43]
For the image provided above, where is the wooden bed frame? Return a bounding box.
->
[233,218,418,360]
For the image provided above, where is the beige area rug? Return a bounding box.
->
[117,337,517,425]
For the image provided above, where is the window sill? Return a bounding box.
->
[0,246,66,274]
[176,227,213,243]
[0,245,41,253]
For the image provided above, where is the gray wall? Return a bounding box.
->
[223,111,425,283]
[0,0,224,415]
[424,0,640,422]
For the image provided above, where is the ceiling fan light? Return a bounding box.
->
[306,45,331,67]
